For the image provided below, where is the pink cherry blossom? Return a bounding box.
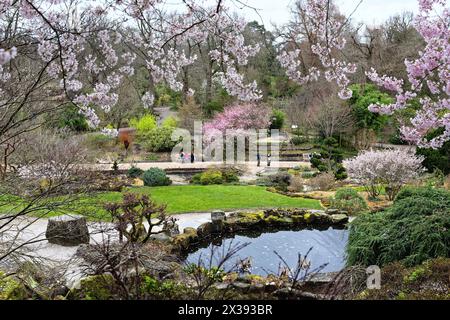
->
[366,0,449,148]
[277,0,356,99]
[203,103,271,143]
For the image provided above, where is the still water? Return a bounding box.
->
[186,228,349,275]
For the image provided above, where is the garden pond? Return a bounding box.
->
[185,227,349,275]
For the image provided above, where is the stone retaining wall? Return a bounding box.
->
[171,208,349,251]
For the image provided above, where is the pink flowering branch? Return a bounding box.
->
[365,0,450,149]
[277,0,357,100]
[203,102,271,143]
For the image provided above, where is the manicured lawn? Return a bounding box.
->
[132,185,322,214]
[1,185,322,220]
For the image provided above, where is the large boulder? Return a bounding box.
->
[172,228,199,250]
[325,209,340,215]
[197,222,215,237]
[211,210,226,223]
[206,210,226,234]
[46,215,90,246]
[330,214,349,225]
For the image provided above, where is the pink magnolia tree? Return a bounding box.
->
[343,149,425,200]
[203,103,271,142]
[277,0,449,149]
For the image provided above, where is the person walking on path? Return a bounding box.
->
[267,153,271,167]
[190,152,195,163]
[180,150,185,164]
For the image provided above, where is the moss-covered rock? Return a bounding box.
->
[291,215,305,223]
[330,214,349,224]
[303,212,331,224]
[196,222,215,237]
[263,215,293,225]
[69,274,115,300]
[222,208,345,232]
[183,227,197,235]
[222,212,257,231]
[172,228,199,250]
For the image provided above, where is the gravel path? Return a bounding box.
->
[1,212,218,287]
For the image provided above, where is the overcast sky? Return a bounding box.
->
[232,0,420,29]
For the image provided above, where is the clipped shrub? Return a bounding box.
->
[142,127,177,152]
[291,136,308,146]
[127,166,144,179]
[191,167,240,185]
[294,165,311,172]
[330,188,368,215]
[395,186,450,204]
[191,173,202,185]
[142,168,172,187]
[200,170,223,185]
[301,172,315,179]
[347,187,450,267]
[310,138,348,180]
[334,164,348,180]
[288,165,312,176]
[221,167,240,183]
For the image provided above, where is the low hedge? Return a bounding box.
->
[142,168,172,187]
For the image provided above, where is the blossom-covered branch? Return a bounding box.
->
[366,0,449,148]
[277,0,356,100]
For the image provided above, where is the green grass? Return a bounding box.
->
[1,185,322,220]
[135,185,322,213]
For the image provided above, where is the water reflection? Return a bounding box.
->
[186,228,349,275]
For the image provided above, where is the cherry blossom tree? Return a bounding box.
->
[343,149,425,200]
[366,0,449,149]
[0,0,262,266]
[276,0,357,100]
[169,4,263,104]
[0,1,267,175]
[203,102,271,142]
[277,0,449,149]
